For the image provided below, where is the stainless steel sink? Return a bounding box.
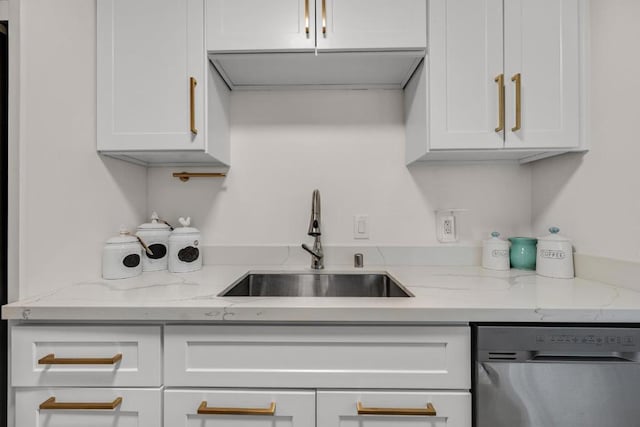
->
[219,272,413,297]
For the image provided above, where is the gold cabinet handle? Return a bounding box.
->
[494,74,505,132]
[190,77,198,135]
[357,401,437,416]
[38,353,123,365]
[511,73,522,132]
[322,0,327,36]
[197,401,276,416]
[304,0,310,37]
[39,396,123,411]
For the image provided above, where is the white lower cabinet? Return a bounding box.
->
[165,389,316,426]
[15,388,161,427]
[317,390,472,427]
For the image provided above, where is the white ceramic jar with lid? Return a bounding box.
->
[168,217,202,273]
[102,228,143,279]
[136,212,172,272]
[536,227,574,279]
[482,232,510,271]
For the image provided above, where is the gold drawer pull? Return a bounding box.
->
[39,396,123,411]
[321,0,327,36]
[190,76,198,135]
[494,73,505,132]
[197,401,276,416]
[38,353,123,365]
[304,0,310,37]
[511,73,522,132]
[357,401,437,416]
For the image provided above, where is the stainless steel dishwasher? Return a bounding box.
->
[475,326,640,427]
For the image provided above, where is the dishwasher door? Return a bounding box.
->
[475,326,640,427]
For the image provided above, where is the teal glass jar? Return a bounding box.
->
[508,237,538,270]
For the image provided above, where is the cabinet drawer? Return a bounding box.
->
[15,388,161,427]
[317,390,471,427]
[12,325,161,386]
[165,325,470,388]
[165,389,315,427]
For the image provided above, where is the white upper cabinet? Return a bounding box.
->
[428,0,504,150]
[316,0,426,51]
[504,0,581,149]
[206,0,315,52]
[97,0,230,166]
[407,0,585,163]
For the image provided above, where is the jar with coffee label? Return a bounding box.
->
[168,217,202,273]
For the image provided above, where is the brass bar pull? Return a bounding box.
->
[322,0,327,36]
[197,401,276,416]
[357,402,437,416]
[39,397,123,411]
[511,73,522,132]
[304,0,310,37]
[190,77,198,135]
[38,353,122,365]
[494,74,505,132]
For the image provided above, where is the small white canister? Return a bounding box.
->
[536,227,574,279]
[102,229,143,280]
[482,232,511,271]
[168,217,202,273]
[137,212,172,272]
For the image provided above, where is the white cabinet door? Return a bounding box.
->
[206,0,315,52]
[16,388,161,427]
[165,389,316,427]
[317,390,471,427]
[97,0,206,152]
[428,0,504,150]
[504,0,581,149]
[317,0,426,51]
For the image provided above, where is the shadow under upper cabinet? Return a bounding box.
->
[220,272,413,297]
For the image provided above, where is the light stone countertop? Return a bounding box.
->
[3,265,640,322]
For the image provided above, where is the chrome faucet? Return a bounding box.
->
[301,189,324,270]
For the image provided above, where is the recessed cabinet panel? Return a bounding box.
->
[429,0,504,150]
[97,0,205,152]
[165,389,316,427]
[317,0,426,51]
[165,325,470,389]
[206,0,315,51]
[504,0,580,148]
[317,390,471,427]
[15,388,161,427]
[11,326,161,387]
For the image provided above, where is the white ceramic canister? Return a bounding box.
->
[536,227,574,279]
[168,217,202,273]
[482,232,511,271]
[136,212,172,272]
[102,229,143,280]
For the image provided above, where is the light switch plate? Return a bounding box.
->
[354,215,370,239]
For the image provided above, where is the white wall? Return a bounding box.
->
[149,89,532,246]
[15,0,146,298]
[532,0,640,262]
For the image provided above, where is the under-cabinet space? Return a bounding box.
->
[317,390,472,427]
[15,388,162,427]
[11,325,161,387]
[165,325,470,389]
[165,389,316,427]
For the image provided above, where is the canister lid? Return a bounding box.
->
[538,226,571,242]
[137,212,171,231]
[171,217,200,235]
[106,227,138,244]
[484,231,509,246]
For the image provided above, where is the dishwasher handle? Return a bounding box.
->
[530,351,640,363]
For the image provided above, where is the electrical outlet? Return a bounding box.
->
[354,215,370,239]
[438,214,457,243]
